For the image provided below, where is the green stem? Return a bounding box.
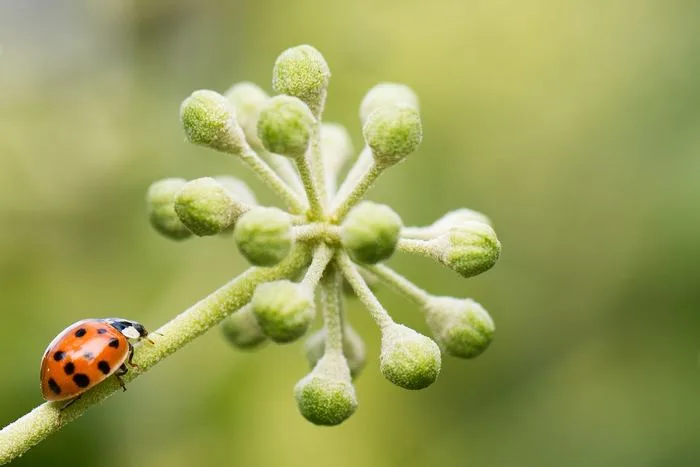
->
[293,223,340,245]
[301,243,334,289]
[397,237,435,259]
[320,263,343,355]
[363,264,432,307]
[0,246,311,464]
[259,149,305,196]
[330,162,383,222]
[238,148,306,214]
[310,122,329,211]
[336,252,393,329]
[295,154,324,220]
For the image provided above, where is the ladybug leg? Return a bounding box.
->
[115,365,128,392]
[127,342,140,369]
[60,395,81,412]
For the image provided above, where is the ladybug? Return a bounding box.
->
[40,318,149,402]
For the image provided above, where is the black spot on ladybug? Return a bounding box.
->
[97,328,108,334]
[53,351,65,362]
[108,338,120,348]
[73,373,90,388]
[83,352,94,360]
[48,378,61,395]
[74,328,87,338]
[97,361,111,375]
[64,362,75,375]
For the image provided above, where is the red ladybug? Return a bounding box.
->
[40,318,149,402]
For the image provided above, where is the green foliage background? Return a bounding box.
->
[1,0,699,465]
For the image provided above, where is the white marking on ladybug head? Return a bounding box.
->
[121,326,141,340]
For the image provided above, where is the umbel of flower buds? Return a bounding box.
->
[251,280,315,343]
[294,353,357,425]
[341,201,402,264]
[146,178,192,240]
[174,177,249,236]
[233,207,293,266]
[380,324,441,390]
[424,297,495,358]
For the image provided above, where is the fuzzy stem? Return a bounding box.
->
[259,149,305,196]
[400,226,440,240]
[397,238,436,259]
[330,162,383,222]
[332,146,372,204]
[294,154,324,220]
[0,246,311,464]
[310,122,329,211]
[363,264,432,307]
[320,263,343,355]
[293,223,341,244]
[336,251,393,329]
[301,243,334,289]
[238,147,306,214]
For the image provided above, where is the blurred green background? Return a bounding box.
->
[2,0,699,466]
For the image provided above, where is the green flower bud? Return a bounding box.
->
[272,44,330,117]
[424,297,494,358]
[220,305,267,350]
[257,95,315,159]
[224,82,269,148]
[341,201,403,264]
[233,207,293,266]
[213,175,258,206]
[294,353,357,425]
[363,104,422,167]
[429,221,501,278]
[432,208,492,230]
[146,178,192,240]
[360,83,419,124]
[321,123,354,176]
[251,280,315,343]
[304,325,366,378]
[380,324,441,390]
[180,90,247,154]
[174,177,248,236]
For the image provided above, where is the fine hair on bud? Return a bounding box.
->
[305,325,366,378]
[224,82,269,148]
[257,95,315,159]
[363,104,422,167]
[272,44,330,117]
[341,201,403,264]
[380,324,441,390]
[294,353,357,425]
[146,178,192,240]
[180,90,247,154]
[233,207,293,266]
[424,297,495,358]
[360,82,419,124]
[251,280,315,343]
[221,305,267,350]
[174,177,247,236]
[430,221,501,278]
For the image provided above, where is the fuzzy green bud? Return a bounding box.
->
[360,83,419,124]
[180,90,247,154]
[174,177,248,236]
[234,207,293,266]
[146,178,192,240]
[251,280,315,343]
[224,82,269,148]
[272,44,330,117]
[294,353,357,425]
[432,208,492,230]
[304,325,366,378]
[214,176,258,206]
[363,104,422,167]
[257,95,315,159]
[429,221,501,278]
[221,304,267,350]
[380,324,441,390]
[424,297,494,358]
[341,201,403,264]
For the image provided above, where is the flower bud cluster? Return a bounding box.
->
[146,45,502,426]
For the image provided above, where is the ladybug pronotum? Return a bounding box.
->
[40,318,149,402]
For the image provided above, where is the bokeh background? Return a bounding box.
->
[2,0,699,466]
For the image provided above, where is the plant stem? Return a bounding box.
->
[310,122,329,211]
[330,162,383,222]
[0,246,311,464]
[259,149,305,196]
[332,146,372,205]
[295,154,324,220]
[293,223,340,245]
[301,244,333,289]
[336,252,393,329]
[363,264,432,307]
[238,148,306,214]
[396,237,435,258]
[320,264,343,355]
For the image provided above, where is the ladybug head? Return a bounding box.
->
[104,318,149,340]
